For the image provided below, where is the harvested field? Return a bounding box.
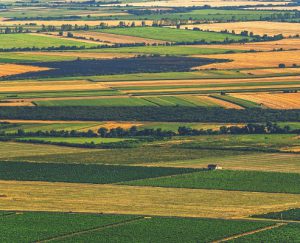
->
[1,180,300,219]
[231,93,300,109]
[144,152,300,174]
[0,142,92,159]
[192,38,300,51]
[183,21,300,37]
[203,96,243,109]
[240,68,300,76]
[70,31,166,44]
[0,64,49,77]
[194,50,300,69]
[0,80,107,93]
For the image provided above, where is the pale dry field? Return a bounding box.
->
[1,180,299,219]
[182,21,300,37]
[194,50,300,69]
[0,101,34,106]
[69,31,166,44]
[108,0,289,7]
[247,6,300,11]
[240,68,300,76]
[204,96,243,109]
[191,38,300,51]
[0,20,153,27]
[0,64,49,77]
[142,153,300,173]
[231,92,300,109]
[0,80,108,93]
[0,142,92,159]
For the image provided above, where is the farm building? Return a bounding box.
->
[207,164,223,170]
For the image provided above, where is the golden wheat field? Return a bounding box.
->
[240,68,300,76]
[0,80,107,92]
[0,64,49,77]
[183,21,300,37]
[192,38,300,51]
[1,180,300,219]
[194,50,300,69]
[231,92,300,109]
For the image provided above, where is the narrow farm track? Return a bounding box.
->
[35,216,146,243]
[211,222,287,243]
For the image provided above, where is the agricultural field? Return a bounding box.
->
[1,0,300,241]
[231,92,300,109]
[0,33,97,49]
[126,170,300,194]
[253,208,300,221]
[0,211,275,243]
[195,50,300,69]
[184,21,300,37]
[99,27,252,43]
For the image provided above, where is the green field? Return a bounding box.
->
[117,9,293,22]
[55,216,273,243]
[0,161,198,184]
[33,96,221,107]
[0,34,96,49]
[231,224,300,243]
[253,208,300,221]
[0,212,137,243]
[17,137,128,145]
[86,45,239,55]
[0,52,75,63]
[125,170,300,194]
[99,27,251,42]
[0,211,274,243]
[33,97,156,107]
[0,89,121,99]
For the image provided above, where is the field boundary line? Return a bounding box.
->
[35,216,146,243]
[211,222,287,243]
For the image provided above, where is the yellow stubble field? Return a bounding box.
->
[231,92,300,109]
[1,180,300,219]
[0,64,49,77]
[194,50,300,69]
[182,21,300,37]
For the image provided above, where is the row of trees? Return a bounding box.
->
[4,122,298,140]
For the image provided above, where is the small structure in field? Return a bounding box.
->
[207,164,222,170]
